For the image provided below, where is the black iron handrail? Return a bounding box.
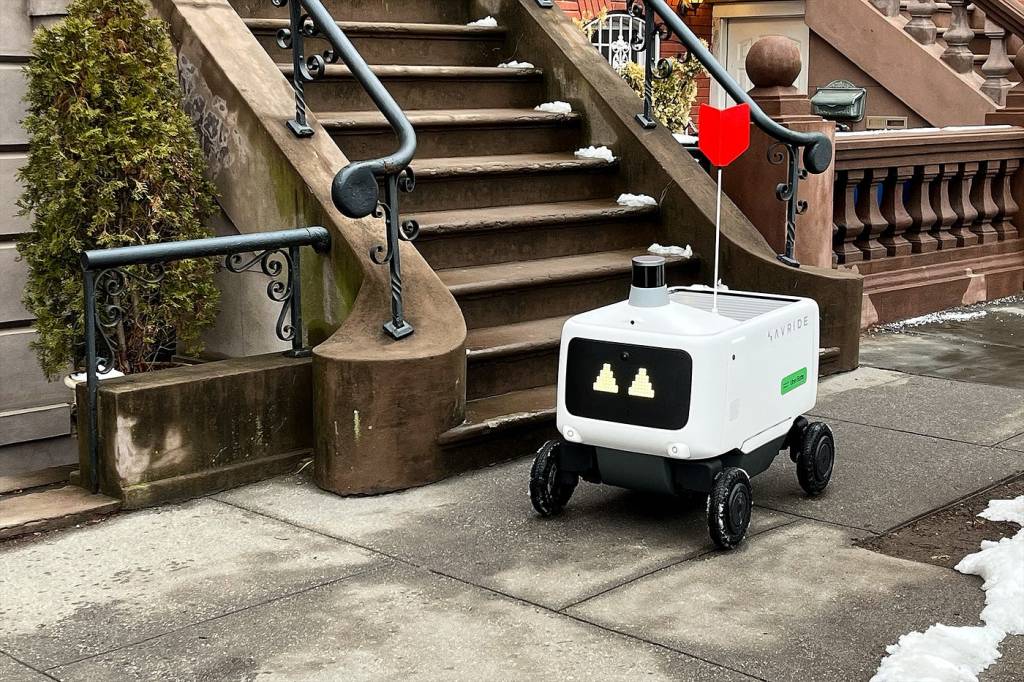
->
[80,227,331,493]
[274,0,418,338]
[629,0,834,265]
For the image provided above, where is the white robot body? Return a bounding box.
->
[556,285,819,462]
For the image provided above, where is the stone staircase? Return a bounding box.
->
[237,0,700,459]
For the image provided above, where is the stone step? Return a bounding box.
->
[466,314,569,399]
[0,485,120,542]
[438,248,699,329]
[437,384,556,448]
[229,0,471,24]
[284,64,545,112]
[247,19,507,66]
[0,464,74,495]
[411,199,659,269]
[322,107,582,160]
[400,153,622,213]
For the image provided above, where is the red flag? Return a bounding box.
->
[698,103,751,168]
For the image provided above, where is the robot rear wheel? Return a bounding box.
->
[530,439,579,516]
[706,467,752,550]
[795,421,835,496]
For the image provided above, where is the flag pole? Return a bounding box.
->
[712,166,722,314]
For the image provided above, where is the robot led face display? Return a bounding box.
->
[529,256,836,549]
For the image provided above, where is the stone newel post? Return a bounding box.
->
[722,37,836,269]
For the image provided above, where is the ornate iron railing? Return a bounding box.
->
[274,0,418,338]
[627,0,834,266]
[80,227,331,493]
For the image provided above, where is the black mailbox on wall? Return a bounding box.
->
[811,80,867,124]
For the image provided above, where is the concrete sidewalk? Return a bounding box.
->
[1,304,1023,681]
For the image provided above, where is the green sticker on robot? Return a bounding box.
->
[781,367,808,395]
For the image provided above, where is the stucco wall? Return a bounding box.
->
[0,0,75,476]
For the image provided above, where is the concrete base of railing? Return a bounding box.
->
[76,354,312,509]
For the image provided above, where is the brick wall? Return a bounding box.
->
[559,1,714,125]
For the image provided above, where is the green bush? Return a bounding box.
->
[17,0,219,378]
[619,53,707,133]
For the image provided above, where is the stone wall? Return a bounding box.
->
[0,0,75,476]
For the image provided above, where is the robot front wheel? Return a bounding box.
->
[530,439,579,516]
[707,467,753,550]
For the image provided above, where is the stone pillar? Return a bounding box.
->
[986,44,1024,124]
[722,36,836,269]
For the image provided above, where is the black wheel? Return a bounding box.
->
[796,422,835,496]
[529,439,578,517]
[707,467,752,550]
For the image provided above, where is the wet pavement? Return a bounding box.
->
[1,299,1022,681]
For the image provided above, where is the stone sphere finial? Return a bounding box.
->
[745,36,802,88]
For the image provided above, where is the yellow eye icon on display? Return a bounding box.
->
[628,368,655,399]
[593,363,619,393]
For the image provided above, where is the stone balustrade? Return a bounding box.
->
[833,127,1024,265]
[877,0,1020,105]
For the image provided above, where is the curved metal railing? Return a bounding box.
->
[628,0,834,265]
[274,0,418,338]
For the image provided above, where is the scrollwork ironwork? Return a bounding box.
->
[225,249,299,343]
[768,142,808,265]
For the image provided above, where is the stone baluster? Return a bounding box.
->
[982,20,1014,105]
[992,158,1020,240]
[905,164,940,253]
[941,0,976,74]
[969,159,1001,243]
[870,0,901,18]
[855,169,889,259]
[949,161,981,246]
[879,166,914,256]
[929,163,961,249]
[905,2,938,44]
[834,169,865,264]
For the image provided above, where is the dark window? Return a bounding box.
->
[565,338,692,430]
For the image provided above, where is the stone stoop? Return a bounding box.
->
[229,0,702,464]
[0,476,120,542]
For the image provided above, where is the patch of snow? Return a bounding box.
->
[955,498,1024,635]
[648,243,692,258]
[673,133,699,145]
[498,60,534,69]
[882,309,988,331]
[616,193,657,207]
[574,146,614,162]
[872,495,1024,681]
[871,625,1003,682]
[534,101,572,114]
[467,16,498,27]
[688,281,729,291]
[836,125,1014,138]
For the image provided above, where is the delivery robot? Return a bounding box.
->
[529,255,835,549]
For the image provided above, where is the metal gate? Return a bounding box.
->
[583,10,660,70]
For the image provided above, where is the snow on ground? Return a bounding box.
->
[534,101,572,114]
[616,193,657,207]
[879,309,988,332]
[574,146,614,162]
[648,243,692,258]
[498,60,534,69]
[871,496,1024,682]
[872,625,1003,682]
[956,497,1024,635]
[467,16,498,27]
